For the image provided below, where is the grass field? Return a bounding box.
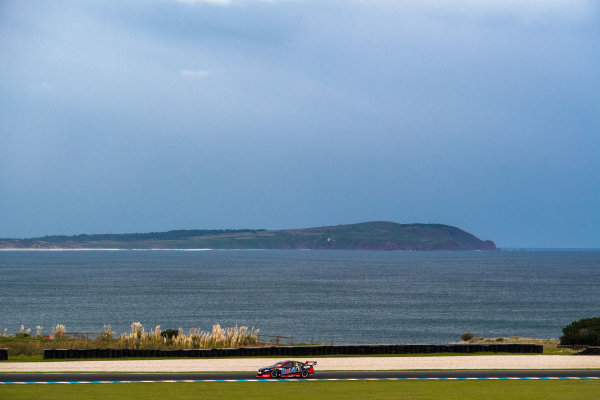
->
[1,380,599,399]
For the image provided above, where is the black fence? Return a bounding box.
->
[0,349,7,361]
[42,343,542,359]
[575,347,600,355]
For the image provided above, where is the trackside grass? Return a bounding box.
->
[0,351,571,362]
[1,381,599,400]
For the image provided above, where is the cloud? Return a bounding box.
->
[180,69,210,78]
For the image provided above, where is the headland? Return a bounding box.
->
[0,221,496,251]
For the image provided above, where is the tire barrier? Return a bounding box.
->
[0,349,8,361]
[575,347,600,355]
[41,343,543,359]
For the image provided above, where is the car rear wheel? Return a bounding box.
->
[270,370,279,378]
[301,370,309,379]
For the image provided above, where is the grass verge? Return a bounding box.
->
[463,337,576,355]
[1,380,599,400]
[0,351,569,362]
[0,323,259,356]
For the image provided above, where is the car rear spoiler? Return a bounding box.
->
[304,361,317,366]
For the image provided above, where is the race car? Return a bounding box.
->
[256,360,317,378]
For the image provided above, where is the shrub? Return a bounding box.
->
[99,325,113,341]
[130,322,144,339]
[460,332,474,341]
[161,329,179,340]
[560,317,600,346]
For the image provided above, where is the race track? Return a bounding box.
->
[3,355,600,372]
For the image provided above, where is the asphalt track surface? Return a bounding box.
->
[2,370,600,382]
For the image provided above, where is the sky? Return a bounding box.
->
[1,0,599,247]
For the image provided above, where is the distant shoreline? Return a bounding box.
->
[1,248,598,252]
[0,221,497,251]
[0,248,500,252]
[0,248,215,251]
[0,248,489,252]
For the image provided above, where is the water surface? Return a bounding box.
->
[1,250,598,343]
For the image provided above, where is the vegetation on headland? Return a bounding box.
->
[1,381,599,400]
[0,221,496,250]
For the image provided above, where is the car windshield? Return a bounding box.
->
[270,362,285,367]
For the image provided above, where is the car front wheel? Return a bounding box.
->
[270,370,279,378]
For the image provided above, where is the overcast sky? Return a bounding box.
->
[1,0,599,247]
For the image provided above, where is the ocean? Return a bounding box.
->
[1,249,598,344]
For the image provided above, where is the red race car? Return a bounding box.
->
[256,360,317,378]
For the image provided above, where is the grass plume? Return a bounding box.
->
[0,322,260,356]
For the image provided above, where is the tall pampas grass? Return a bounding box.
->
[116,322,259,349]
[52,324,66,339]
[1,322,260,356]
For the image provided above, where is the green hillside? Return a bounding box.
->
[0,222,496,250]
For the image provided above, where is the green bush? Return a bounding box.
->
[460,332,474,341]
[560,317,600,346]
[160,329,179,340]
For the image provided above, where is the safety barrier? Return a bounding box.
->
[0,349,8,361]
[576,347,600,355]
[42,343,543,359]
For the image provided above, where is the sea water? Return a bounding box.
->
[1,249,598,343]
